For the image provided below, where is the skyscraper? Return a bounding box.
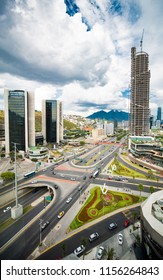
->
[157,107,162,121]
[130,47,150,136]
[42,100,63,145]
[4,89,35,154]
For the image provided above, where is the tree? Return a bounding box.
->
[146,170,154,179]
[81,237,88,260]
[1,171,15,182]
[80,140,85,146]
[149,186,155,195]
[31,158,38,162]
[106,247,116,260]
[60,243,66,258]
[131,210,138,223]
[138,184,144,201]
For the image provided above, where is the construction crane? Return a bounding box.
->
[140,29,144,52]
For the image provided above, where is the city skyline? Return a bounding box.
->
[0,0,163,117]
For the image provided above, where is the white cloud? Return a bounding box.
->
[0,0,162,118]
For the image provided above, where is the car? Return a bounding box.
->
[60,174,64,177]
[43,169,46,172]
[31,180,38,184]
[114,177,122,181]
[54,185,58,189]
[89,232,99,242]
[66,197,72,203]
[41,221,50,231]
[3,206,11,213]
[78,186,82,191]
[57,211,65,219]
[96,246,105,260]
[8,167,14,171]
[118,233,123,245]
[108,222,117,230]
[124,219,130,227]
[53,172,56,175]
[73,245,85,256]
[71,178,75,181]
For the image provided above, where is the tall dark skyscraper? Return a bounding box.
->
[157,107,162,121]
[4,89,35,154]
[130,47,150,136]
[42,100,63,144]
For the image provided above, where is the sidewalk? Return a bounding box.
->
[28,183,146,260]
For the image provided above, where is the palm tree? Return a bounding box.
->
[149,186,155,195]
[81,237,87,260]
[106,247,116,260]
[131,210,138,223]
[138,184,144,201]
[60,243,66,258]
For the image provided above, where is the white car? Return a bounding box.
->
[66,197,72,203]
[3,206,11,213]
[57,211,65,219]
[31,180,38,184]
[41,221,50,231]
[118,233,123,245]
[96,246,105,260]
[74,245,85,256]
[71,178,75,181]
[89,232,99,242]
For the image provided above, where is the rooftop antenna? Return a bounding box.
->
[140,29,144,52]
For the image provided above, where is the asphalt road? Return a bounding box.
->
[0,142,162,260]
[36,207,140,260]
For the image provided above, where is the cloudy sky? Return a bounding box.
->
[0,0,163,117]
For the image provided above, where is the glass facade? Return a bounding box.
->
[8,90,26,151]
[46,100,57,143]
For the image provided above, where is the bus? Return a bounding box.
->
[24,170,36,178]
[92,170,99,178]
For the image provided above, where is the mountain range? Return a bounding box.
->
[87,110,129,122]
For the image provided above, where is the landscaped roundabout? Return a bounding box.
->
[69,186,146,231]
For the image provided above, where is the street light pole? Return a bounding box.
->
[13,142,18,208]
[39,219,43,244]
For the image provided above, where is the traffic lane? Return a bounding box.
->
[97,176,163,189]
[0,201,46,248]
[117,154,162,181]
[76,145,115,167]
[45,167,91,179]
[36,210,134,260]
[0,185,61,247]
[0,188,47,223]
[0,185,81,259]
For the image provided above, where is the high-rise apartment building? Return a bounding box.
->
[130,47,150,136]
[4,89,35,154]
[42,100,63,144]
[157,107,162,121]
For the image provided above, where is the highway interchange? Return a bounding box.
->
[0,140,162,260]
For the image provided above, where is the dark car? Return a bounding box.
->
[124,219,130,227]
[108,222,117,230]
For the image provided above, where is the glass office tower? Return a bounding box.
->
[42,100,63,144]
[157,107,162,121]
[4,89,35,154]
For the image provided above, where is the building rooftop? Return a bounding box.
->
[141,190,163,236]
